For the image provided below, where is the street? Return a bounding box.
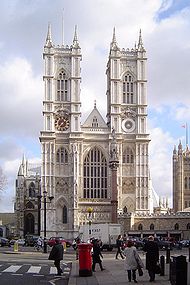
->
[0,245,189,285]
[0,246,75,285]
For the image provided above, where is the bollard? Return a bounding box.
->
[43,238,47,253]
[63,241,66,252]
[166,248,170,264]
[160,255,165,276]
[170,255,187,285]
[13,241,18,252]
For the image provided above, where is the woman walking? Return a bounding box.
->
[123,240,144,283]
[115,234,124,259]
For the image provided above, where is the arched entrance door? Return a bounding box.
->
[24,213,35,236]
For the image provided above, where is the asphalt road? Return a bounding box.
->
[0,245,75,285]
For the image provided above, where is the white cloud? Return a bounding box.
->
[149,127,174,203]
[0,57,43,136]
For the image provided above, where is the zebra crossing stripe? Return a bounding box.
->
[27,266,41,274]
[50,267,57,275]
[3,265,22,273]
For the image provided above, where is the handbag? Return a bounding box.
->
[155,263,161,274]
[133,250,143,276]
[137,265,143,276]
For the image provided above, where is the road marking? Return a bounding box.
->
[50,267,57,274]
[26,266,41,274]
[3,265,22,272]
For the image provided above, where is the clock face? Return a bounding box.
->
[55,116,70,131]
[122,118,135,133]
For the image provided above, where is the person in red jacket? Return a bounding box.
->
[48,238,64,275]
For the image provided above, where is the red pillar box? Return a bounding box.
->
[78,243,93,276]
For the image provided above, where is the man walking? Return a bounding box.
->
[143,235,159,282]
[48,238,64,275]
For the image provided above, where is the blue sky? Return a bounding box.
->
[0,0,190,211]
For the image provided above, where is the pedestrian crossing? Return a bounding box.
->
[0,263,71,276]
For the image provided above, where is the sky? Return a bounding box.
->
[0,0,190,212]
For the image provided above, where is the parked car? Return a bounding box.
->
[25,235,39,246]
[0,237,10,247]
[179,240,190,247]
[47,237,72,247]
[17,239,26,246]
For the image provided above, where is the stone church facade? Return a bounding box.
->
[39,25,152,239]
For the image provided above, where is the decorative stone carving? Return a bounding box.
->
[122,178,135,193]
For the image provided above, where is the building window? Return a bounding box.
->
[56,70,69,101]
[122,73,135,104]
[62,205,67,224]
[56,147,68,164]
[123,147,134,163]
[187,223,190,230]
[83,147,107,199]
[185,177,188,189]
[174,223,179,230]
[150,224,154,230]
[138,224,143,231]
[123,206,128,213]
[92,116,98,127]
[29,182,35,198]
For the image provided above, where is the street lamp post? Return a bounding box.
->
[87,207,93,241]
[43,190,54,253]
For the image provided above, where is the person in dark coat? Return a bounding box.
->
[143,235,159,282]
[115,234,124,259]
[48,238,64,275]
[92,239,105,272]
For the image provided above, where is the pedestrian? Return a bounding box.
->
[48,238,64,275]
[92,239,105,272]
[143,235,159,282]
[116,234,124,259]
[35,236,43,251]
[123,239,144,283]
[75,237,81,260]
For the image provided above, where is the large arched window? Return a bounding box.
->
[56,147,68,164]
[83,147,107,199]
[29,182,35,198]
[56,70,69,101]
[123,147,134,164]
[122,73,135,104]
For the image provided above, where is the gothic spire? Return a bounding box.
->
[45,22,53,47]
[72,25,80,48]
[110,27,119,50]
[137,29,144,51]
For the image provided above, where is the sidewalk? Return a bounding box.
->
[69,255,171,285]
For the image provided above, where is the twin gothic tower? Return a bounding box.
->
[39,25,152,238]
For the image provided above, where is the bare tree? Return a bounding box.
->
[0,167,7,193]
